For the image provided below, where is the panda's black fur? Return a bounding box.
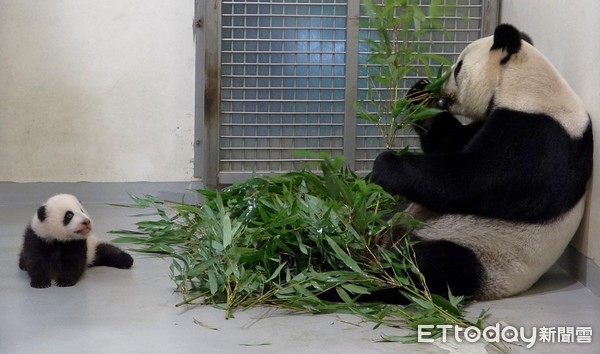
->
[370,24,593,302]
[18,194,133,288]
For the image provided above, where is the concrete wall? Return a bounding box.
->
[502,0,600,273]
[0,0,196,182]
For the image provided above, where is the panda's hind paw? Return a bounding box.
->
[116,253,134,269]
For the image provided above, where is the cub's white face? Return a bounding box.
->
[31,194,92,242]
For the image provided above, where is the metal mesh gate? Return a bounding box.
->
[355,0,487,172]
[208,0,497,184]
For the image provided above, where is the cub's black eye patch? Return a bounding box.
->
[63,211,75,225]
[37,205,47,222]
[454,60,463,80]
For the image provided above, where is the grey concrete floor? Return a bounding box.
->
[1,198,599,354]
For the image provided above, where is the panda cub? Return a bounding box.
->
[19,194,133,288]
[371,24,593,301]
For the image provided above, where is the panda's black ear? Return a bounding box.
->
[520,32,533,46]
[37,205,47,222]
[491,24,522,64]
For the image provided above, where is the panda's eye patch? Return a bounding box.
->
[454,60,463,80]
[63,211,74,225]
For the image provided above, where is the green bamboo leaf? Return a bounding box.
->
[222,215,244,250]
[341,283,371,295]
[324,236,363,274]
[407,316,451,327]
[208,269,219,295]
[266,262,287,282]
[432,293,462,316]
[111,235,147,243]
[173,203,204,214]
[379,334,416,343]
[335,286,354,304]
[292,283,316,298]
[407,295,435,310]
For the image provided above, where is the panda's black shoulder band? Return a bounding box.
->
[491,24,522,64]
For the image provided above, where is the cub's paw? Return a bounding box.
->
[56,279,78,287]
[18,256,27,271]
[116,253,134,269]
[30,280,52,289]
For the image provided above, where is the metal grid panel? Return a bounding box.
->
[354,0,484,172]
[216,0,487,183]
[220,0,348,182]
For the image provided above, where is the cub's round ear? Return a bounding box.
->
[37,205,47,222]
[491,24,522,64]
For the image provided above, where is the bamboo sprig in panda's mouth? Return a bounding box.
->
[405,68,453,110]
[406,90,449,110]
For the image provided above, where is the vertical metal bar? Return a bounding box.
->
[343,0,360,171]
[482,0,501,37]
[193,0,204,179]
[200,0,221,187]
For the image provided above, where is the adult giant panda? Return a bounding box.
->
[371,24,593,301]
[19,194,134,288]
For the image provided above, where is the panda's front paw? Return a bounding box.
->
[406,79,431,105]
[414,116,436,137]
[371,150,402,195]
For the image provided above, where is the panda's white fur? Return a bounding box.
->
[19,194,133,288]
[371,24,593,301]
[414,197,586,299]
[444,35,589,137]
